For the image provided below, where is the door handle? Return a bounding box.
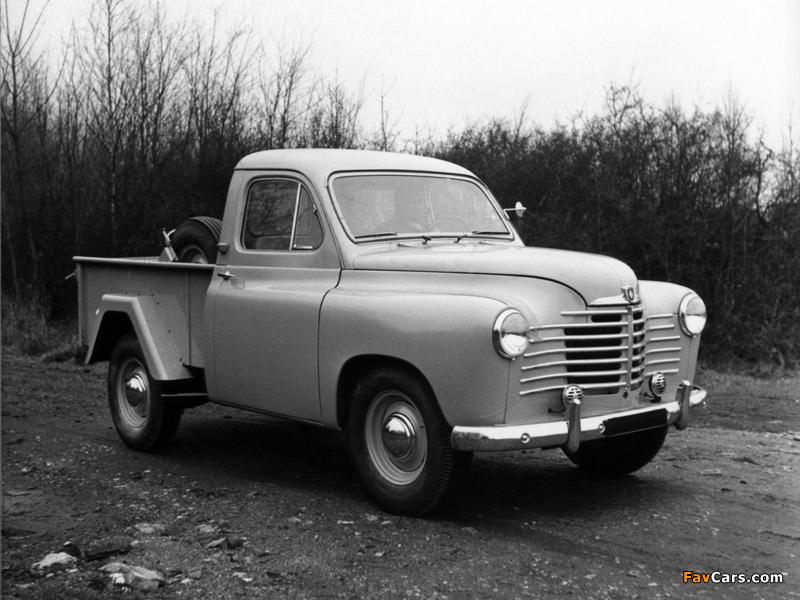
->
[217,271,235,280]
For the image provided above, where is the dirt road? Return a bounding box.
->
[2,353,798,599]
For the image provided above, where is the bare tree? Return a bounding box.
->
[78,0,135,248]
[1,0,61,292]
[367,76,401,151]
[301,70,364,148]
[255,37,312,149]
[124,2,189,235]
[55,52,92,258]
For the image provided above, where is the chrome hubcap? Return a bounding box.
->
[366,392,427,486]
[125,374,147,409]
[117,358,150,428]
[382,413,417,460]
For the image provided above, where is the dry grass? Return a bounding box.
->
[1,294,77,360]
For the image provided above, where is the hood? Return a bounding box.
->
[352,243,637,305]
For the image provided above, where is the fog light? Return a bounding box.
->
[562,384,583,408]
[649,372,667,398]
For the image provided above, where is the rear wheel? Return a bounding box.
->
[171,217,222,264]
[563,425,669,476]
[348,367,456,516]
[108,334,182,451]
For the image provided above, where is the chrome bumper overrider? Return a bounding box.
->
[451,381,707,452]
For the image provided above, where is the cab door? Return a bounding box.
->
[207,174,341,422]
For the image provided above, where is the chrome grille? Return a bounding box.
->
[642,313,682,378]
[520,305,680,396]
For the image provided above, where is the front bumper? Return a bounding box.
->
[451,381,706,452]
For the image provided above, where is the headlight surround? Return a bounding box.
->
[679,293,707,336]
[493,309,530,358]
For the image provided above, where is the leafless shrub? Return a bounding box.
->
[1,3,797,365]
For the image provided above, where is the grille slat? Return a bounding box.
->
[646,313,674,320]
[644,347,682,355]
[521,369,628,384]
[541,332,629,342]
[524,344,630,358]
[519,379,631,396]
[534,319,644,331]
[521,357,629,370]
[644,358,680,366]
[561,309,628,316]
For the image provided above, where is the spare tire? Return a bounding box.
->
[171,217,222,264]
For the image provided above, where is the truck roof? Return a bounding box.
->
[234,149,476,181]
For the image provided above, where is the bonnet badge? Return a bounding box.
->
[622,286,636,303]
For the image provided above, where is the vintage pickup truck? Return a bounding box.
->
[76,149,707,516]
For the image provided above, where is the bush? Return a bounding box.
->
[431,89,800,366]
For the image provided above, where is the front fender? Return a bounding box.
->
[319,290,511,429]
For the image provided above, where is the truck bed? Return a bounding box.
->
[75,257,214,369]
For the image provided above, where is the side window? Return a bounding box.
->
[293,186,324,249]
[242,179,323,251]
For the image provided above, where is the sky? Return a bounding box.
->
[7,0,800,150]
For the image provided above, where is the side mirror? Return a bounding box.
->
[503,202,527,219]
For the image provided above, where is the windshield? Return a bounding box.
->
[331,174,511,241]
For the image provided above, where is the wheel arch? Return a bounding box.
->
[89,311,135,363]
[86,293,194,381]
[336,354,436,430]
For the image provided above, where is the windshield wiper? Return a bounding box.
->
[470,230,509,235]
[354,231,397,239]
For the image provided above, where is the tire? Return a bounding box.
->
[171,216,222,264]
[348,367,457,517]
[108,334,182,451]
[563,425,669,476]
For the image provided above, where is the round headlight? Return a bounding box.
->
[493,309,530,358]
[679,293,707,336]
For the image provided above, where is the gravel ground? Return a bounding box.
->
[2,353,799,599]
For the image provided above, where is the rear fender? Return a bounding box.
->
[86,292,193,381]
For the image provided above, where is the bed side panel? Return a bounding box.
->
[76,258,213,370]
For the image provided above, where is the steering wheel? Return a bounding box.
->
[430,216,469,232]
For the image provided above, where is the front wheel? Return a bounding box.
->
[108,334,182,451]
[563,425,669,476]
[348,368,457,516]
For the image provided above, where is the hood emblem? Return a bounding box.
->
[622,286,636,303]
